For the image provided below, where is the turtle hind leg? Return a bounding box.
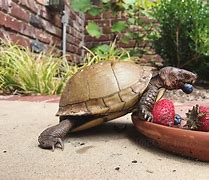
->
[38,119,75,151]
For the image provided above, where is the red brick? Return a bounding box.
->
[0,30,6,38]
[68,37,81,50]
[43,20,56,34]
[0,11,7,27]
[76,15,85,27]
[39,8,62,29]
[72,20,81,32]
[1,14,22,32]
[102,26,111,34]
[0,0,10,11]
[18,0,28,7]
[69,11,77,21]
[66,44,77,53]
[21,23,36,38]
[35,29,52,44]
[85,14,102,20]
[9,33,31,47]
[67,44,81,55]
[0,0,86,64]
[55,27,62,37]
[17,0,38,14]
[85,34,112,42]
[51,36,61,46]
[53,14,62,28]
[26,0,38,14]
[84,35,94,42]
[67,34,76,45]
[71,28,82,39]
[74,37,81,46]
[39,6,51,20]
[102,11,115,19]
[10,2,30,22]
[96,19,110,28]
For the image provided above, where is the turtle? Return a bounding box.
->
[38,61,197,151]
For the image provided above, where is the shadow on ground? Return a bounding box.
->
[68,120,205,163]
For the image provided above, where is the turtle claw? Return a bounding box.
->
[51,138,64,152]
[139,107,153,121]
[58,138,64,151]
[144,113,153,122]
[38,135,64,151]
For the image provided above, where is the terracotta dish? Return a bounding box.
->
[132,114,209,161]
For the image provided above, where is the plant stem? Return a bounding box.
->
[176,26,180,67]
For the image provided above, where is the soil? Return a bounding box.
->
[164,86,209,103]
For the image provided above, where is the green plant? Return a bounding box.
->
[82,39,132,65]
[0,39,79,95]
[0,39,133,95]
[71,0,159,56]
[153,0,209,80]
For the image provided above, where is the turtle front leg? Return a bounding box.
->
[38,120,74,151]
[138,86,159,121]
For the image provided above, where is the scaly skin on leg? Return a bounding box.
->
[38,120,74,151]
[138,85,159,121]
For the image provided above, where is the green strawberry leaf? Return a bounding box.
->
[88,6,102,16]
[111,21,127,33]
[86,22,102,38]
[71,0,91,12]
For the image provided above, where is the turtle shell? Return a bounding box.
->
[56,61,153,116]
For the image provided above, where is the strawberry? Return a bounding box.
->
[152,99,175,126]
[186,105,209,132]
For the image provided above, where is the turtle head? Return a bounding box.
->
[158,67,197,90]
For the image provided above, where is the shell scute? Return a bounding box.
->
[57,61,153,116]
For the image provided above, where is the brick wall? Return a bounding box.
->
[85,11,126,48]
[0,1,162,65]
[85,11,163,66]
[0,0,85,62]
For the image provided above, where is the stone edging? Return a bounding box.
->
[0,95,60,103]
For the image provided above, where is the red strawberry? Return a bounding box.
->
[152,99,175,126]
[186,105,209,132]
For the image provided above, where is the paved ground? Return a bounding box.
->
[0,96,209,180]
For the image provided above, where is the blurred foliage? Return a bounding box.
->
[0,39,78,95]
[86,21,102,38]
[0,39,133,95]
[153,0,209,80]
[71,0,160,56]
[82,39,132,66]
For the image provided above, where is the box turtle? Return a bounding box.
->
[38,61,197,151]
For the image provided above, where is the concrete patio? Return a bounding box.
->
[0,95,209,180]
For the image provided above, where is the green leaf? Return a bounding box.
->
[111,21,127,33]
[94,44,110,56]
[86,22,102,38]
[71,0,91,12]
[88,6,102,16]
